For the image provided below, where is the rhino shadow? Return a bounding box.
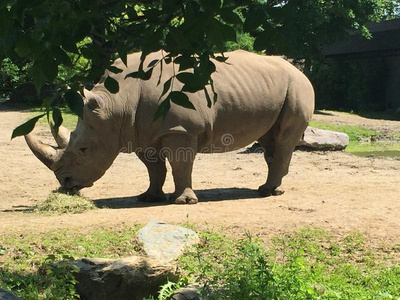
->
[93,187,259,209]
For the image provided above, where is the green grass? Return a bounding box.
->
[309,120,400,154]
[309,121,379,143]
[0,225,142,299]
[34,192,97,215]
[178,228,400,299]
[30,108,78,131]
[2,226,400,299]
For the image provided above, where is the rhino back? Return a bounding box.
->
[96,51,312,152]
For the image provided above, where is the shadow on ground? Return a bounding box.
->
[0,188,260,212]
[93,187,260,209]
[1,205,34,213]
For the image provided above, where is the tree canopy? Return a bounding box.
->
[0,0,396,136]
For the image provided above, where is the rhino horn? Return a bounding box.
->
[50,120,70,148]
[25,134,60,170]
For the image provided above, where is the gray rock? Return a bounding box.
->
[171,286,209,300]
[0,289,21,300]
[73,256,177,300]
[138,220,200,264]
[298,126,349,150]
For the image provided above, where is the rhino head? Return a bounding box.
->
[25,89,122,191]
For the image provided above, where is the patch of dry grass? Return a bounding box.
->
[34,191,96,215]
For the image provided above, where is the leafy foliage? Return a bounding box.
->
[179,228,400,299]
[1,0,393,134]
[309,58,390,113]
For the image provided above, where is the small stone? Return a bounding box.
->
[171,285,209,300]
[137,220,200,264]
[0,288,22,300]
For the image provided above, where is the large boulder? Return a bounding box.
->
[137,220,200,264]
[74,256,177,300]
[298,127,349,150]
[0,288,21,300]
[72,221,200,300]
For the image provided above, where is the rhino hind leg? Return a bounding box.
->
[257,110,309,197]
[161,134,198,204]
[136,151,167,202]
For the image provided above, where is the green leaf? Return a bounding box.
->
[11,114,46,139]
[153,99,171,121]
[177,72,204,93]
[104,76,119,94]
[52,46,72,67]
[162,0,181,12]
[200,0,221,11]
[215,56,228,63]
[219,9,242,25]
[32,60,45,95]
[0,7,11,39]
[125,68,153,80]
[176,72,196,85]
[142,27,163,55]
[41,97,53,110]
[52,108,63,136]
[30,3,48,19]
[210,77,218,103]
[207,20,236,50]
[243,9,265,32]
[61,35,79,54]
[160,77,172,99]
[64,90,84,119]
[253,31,269,51]
[118,47,128,66]
[44,56,59,83]
[107,66,124,74]
[220,23,237,42]
[75,21,92,42]
[169,91,195,110]
[175,55,196,71]
[147,59,159,68]
[204,87,212,108]
[125,71,141,79]
[207,20,224,50]
[168,27,189,49]
[199,54,216,77]
[15,35,34,57]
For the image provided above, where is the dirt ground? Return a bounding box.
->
[1,107,400,243]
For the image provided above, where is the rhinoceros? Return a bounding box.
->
[25,50,314,204]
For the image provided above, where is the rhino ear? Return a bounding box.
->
[82,89,104,111]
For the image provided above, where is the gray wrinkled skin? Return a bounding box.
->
[25,50,315,204]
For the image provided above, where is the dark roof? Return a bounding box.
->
[323,18,400,58]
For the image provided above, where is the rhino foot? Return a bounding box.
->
[170,189,198,205]
[137,192,167,203]
[258,185,285,197]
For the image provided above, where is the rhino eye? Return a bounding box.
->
[79,147,88,154]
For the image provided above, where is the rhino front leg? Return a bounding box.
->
[136,151,167,202]
[162,134,198,204]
